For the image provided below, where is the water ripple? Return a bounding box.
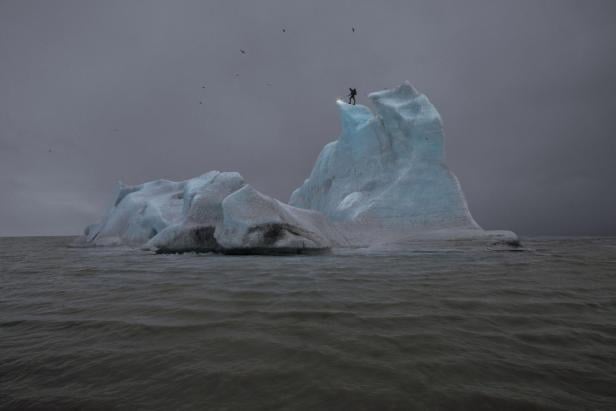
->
[1,236,615,410]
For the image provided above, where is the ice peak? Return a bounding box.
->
[368,80,419,103]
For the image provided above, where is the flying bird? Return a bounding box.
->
[240,49,246,54]
[352,27,355,32]
[282,28,286,33]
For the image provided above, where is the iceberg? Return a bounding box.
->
[80,82,518,253]
[214,185,346,254]
[290,81,517,246]
[82,171,341,253]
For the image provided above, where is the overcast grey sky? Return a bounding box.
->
[1,0,615,236]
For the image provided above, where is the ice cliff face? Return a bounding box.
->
[290,81,479,232]
[81,82,518,253]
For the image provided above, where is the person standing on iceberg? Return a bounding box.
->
[348,88,357,105]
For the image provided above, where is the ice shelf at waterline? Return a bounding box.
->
[80,82,518,253]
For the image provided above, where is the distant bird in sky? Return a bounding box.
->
[199,101,202,104]
[202,85,205,88]
[282,28,286,33]
[240,49,246,54]
[352,27,355,32]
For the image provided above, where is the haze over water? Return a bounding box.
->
[1,236,615,410]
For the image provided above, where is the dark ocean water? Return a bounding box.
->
[1,236,615,410]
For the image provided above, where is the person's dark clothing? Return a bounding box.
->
[348,88,357,105]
